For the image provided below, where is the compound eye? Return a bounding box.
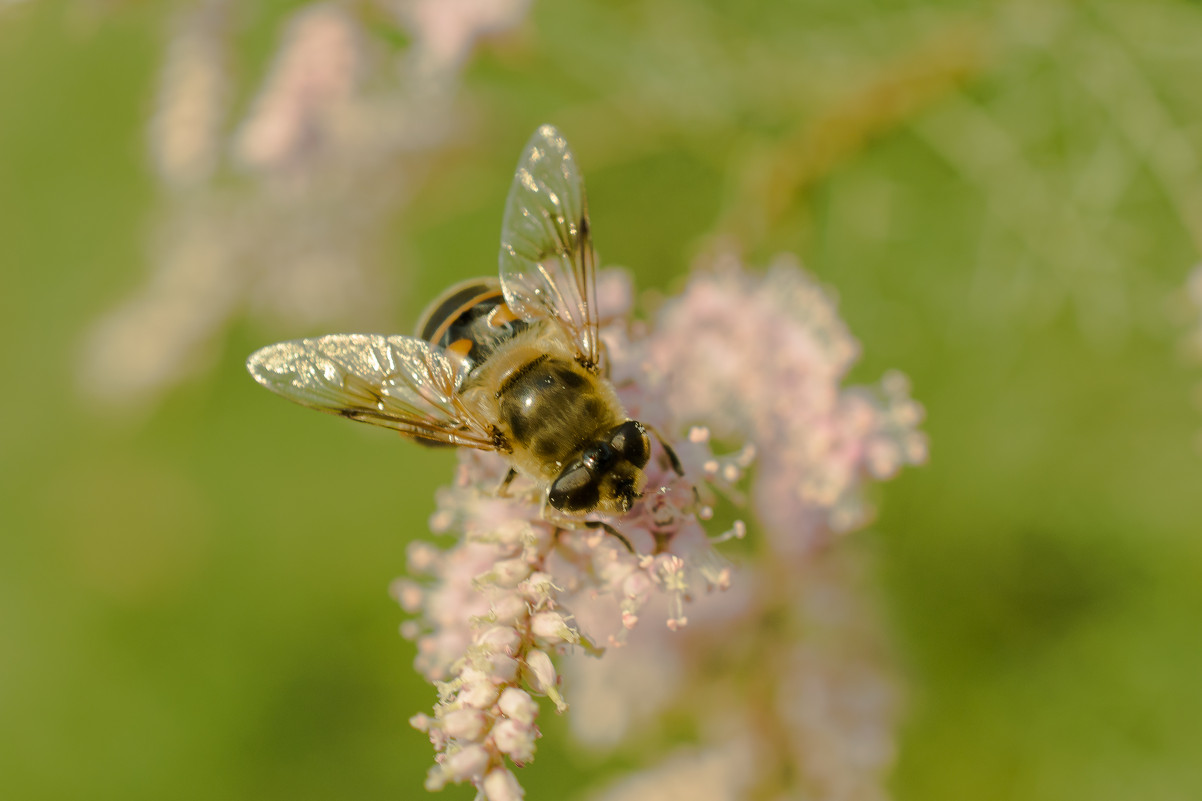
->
[609,421,650,469]
[548,465,601,513]
[581,442,616,472]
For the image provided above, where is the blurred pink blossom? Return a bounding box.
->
[584,738,758,801]
[234,3,362,174]
[393,0,533,77]
[149,2,229,188]
[80,0,533,409]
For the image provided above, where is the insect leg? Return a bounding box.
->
[596,339,611,378]
[582,520,635,554]
[646,424,684,476]
[495,467,519,497]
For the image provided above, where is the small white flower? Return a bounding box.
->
[529,610,579,645]
[491,718,537,763]
[518,571,559,605]
[482,557,532,588]
[497,687,538,725]
[482,767,526,801]
[489,593,530,625]
[523,649,565,713]
[440,707,486,740]
[457,676,499,710]
[440,742,490,782]
[476,625,522,654]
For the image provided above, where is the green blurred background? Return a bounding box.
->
[3,1,1202,799]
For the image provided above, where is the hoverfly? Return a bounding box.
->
[248,125,677,527]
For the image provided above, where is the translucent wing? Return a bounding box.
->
[246,334,499,449]
[498,124,600,369]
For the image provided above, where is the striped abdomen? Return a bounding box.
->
[415,278,527,375]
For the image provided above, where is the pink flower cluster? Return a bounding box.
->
[397,447,748,797]
[394,270,750,798]
[647,250,927,557]
[569,253,925,800]
[396,255,926,799]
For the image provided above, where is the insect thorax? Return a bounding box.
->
[496,353,621,477]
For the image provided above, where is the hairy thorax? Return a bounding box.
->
[461,324,623,482]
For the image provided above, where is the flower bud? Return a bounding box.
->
[491,718,537,763]
[441,708,486,740]
[484,558,532,588]
[441,743,490,782]
[389,578,424,612]
[497,687,538,725]
[484,653,520,683]
[518,571,558,604]
[482,767,525,801]
[458,677,499,709]
[476,625,522,653]
[490,593,529,625]
[524,649,566,712]
[492,519,533,549]
[530,610,578,645]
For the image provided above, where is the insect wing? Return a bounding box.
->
[247,334,496,449]
[498,124,600,368]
